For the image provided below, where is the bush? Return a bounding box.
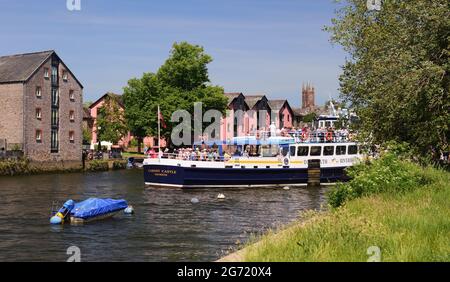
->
[327,152,431,208]
[129,139,139,147]
[86,160,109,172]
[0,158,32,176]
[112,160,127,170]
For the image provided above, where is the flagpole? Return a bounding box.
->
[158,105,161,160]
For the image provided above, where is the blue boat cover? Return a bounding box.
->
[71,198,128,219]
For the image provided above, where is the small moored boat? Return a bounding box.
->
[50,198,131,224]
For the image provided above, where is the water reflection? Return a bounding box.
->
[0,169,328,261]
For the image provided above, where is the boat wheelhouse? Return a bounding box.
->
[143,131,362,188]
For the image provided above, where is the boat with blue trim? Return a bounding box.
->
[50,198,132,224]
[143,129,362,188]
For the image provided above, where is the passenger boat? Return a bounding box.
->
[143,130,363,188]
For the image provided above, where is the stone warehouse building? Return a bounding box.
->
[0,50,83,168]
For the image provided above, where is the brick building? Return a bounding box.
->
[220,93,294,141]
[88,92,164,149]
[0,50,83,168]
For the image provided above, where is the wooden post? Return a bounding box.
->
[308,159,321,186]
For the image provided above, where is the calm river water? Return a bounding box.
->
[0,169,328,261]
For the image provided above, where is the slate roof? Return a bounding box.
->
[268,99,287,112]
[244,95,265,109]
[89,92,124,109]
[223,92,242,105]
[0,50,83,88]
[0,50,54,83]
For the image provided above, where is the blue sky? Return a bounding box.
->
[0,0,346,107]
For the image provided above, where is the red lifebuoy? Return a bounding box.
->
[326,132,333,142]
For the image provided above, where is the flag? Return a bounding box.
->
[158,106,167,128]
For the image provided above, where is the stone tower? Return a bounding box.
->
[301,83,315,109]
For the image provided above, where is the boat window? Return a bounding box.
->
[262,145,279,157]
[336,145,346,155]
[324,146,334,156]
[281,146,289,157]
[310,146,322,156]
[297,146,309,156]
[348,145,358,155]
[290,146,296,156]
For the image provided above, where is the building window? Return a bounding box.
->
[69,131,75,143]
[35,130,42,143]
[36,108,42,120]
[44,68,49,78]
[51,88,58,107]
[51,129,59,152]
[69,90,75,101]
[36,87,42,98]
[62,70,68,81]
[51,108,59,127]
[51,66,58,84]
[69,110,75,122]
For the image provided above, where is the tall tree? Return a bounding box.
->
[96,96,129,147]
[157,42,212,91]
[123,42,227,148]
[326,0,450,161]
[123,73,160,152]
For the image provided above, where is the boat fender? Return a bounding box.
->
[283,157,290,166]
[50,215,63,225]
[283,186,290,190]
[49,199,75,225]
[124,205,134,214]
[217,193,225,199]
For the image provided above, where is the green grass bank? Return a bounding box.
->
[225,154,450,262]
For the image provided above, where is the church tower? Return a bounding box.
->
[301,83,315,110]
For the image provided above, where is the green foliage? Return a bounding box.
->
[86,160,109,172]
[123,41,228,145]
[129,138,139,147]
[326,0,450,161]
[96,96,129,145]
[157,41,212,91]
[112,160,127,170]
[82,127,92,144]
[302,112,317,123]
[327,152,431,208]
[0,159,31,176]
[242,165,450,262]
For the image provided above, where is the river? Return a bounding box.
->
[0,169,328,261]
